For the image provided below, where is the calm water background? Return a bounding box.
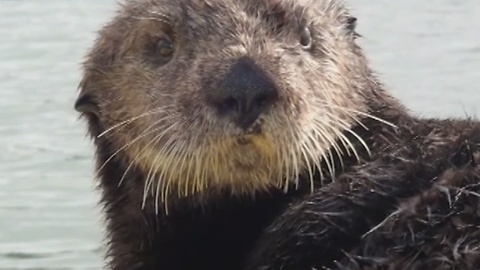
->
[0,0,479,269]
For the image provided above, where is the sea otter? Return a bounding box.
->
[74,0,480,269]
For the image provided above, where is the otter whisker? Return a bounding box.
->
[321,111,367,159]
[313,87,366,130]
[166,138,192,202]
[97,109,165,138]
[273,125,283,177]
[325,103,397,129]
[284,123,301,192]
[118,114,179,188]
[197,146,210,197]
[280,132,291,192]
[319,150,335,183]
[330,105,368,131]
[96,119,171,179]
[304,127,327,183]
[284,116,326,190]
[308,118,344,178]
[288,127,299,189]
[153,133,181,208]
[313,124,337,182]
[195,138,211,196]
[329,116,372,157]
[171,141,189,198]
[316,116,361,162]
[327,146,338,175]
[177,142,192,197]
[293,137,302,190]
[332,127,359,162]
[267,113,288,189]
[178,144,192,199]
[309,84,357,163]
[213,138,228,193]
[192,147,203,196]
[306,127,329,165]
[188,140,203,196]
[299,133,318,192]
[118,129,166,188]
[312,119,346,164]
[190,137,208,198]
[317,119,346,156]
[141,124,177,209]
[345,129,370,156]
[154,136,181,214]
[211,140,223,195]
[199,140,210,195]
[277,134,289,188]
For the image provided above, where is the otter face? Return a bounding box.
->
[76,0,374,201]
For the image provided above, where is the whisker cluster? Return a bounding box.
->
[95,100,394,214]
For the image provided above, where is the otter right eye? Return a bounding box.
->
[299,27,312,50]
[157,38,174,59]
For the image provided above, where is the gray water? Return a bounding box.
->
[0,1,479,269]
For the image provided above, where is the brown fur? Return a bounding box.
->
[75,0,480,269]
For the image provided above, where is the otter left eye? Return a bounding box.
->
[157,38,174,58]
[299,27,312,50]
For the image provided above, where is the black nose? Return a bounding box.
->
[210,57,278,129]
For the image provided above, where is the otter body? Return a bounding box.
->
[75,0,480,269]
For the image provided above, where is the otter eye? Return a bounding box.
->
[145,36,175,66]
[157,37,174,59]
[299,27,312,50]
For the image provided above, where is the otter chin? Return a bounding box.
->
[76,0,480,269]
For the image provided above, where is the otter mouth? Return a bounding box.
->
[245,122,262,134]
[236,135,258,146]
[237,137,252,145]
[237,122,262,145]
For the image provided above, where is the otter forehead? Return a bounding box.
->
[122,0,349,36]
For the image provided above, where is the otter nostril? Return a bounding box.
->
[221,97,239,113]
[254,95,269,109]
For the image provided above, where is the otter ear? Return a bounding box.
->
[346,16,357,32]
[74,93,98,115]
[75,80,99,116]
[345,16,361,38]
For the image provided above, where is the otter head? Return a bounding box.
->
[76,0,383,204]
